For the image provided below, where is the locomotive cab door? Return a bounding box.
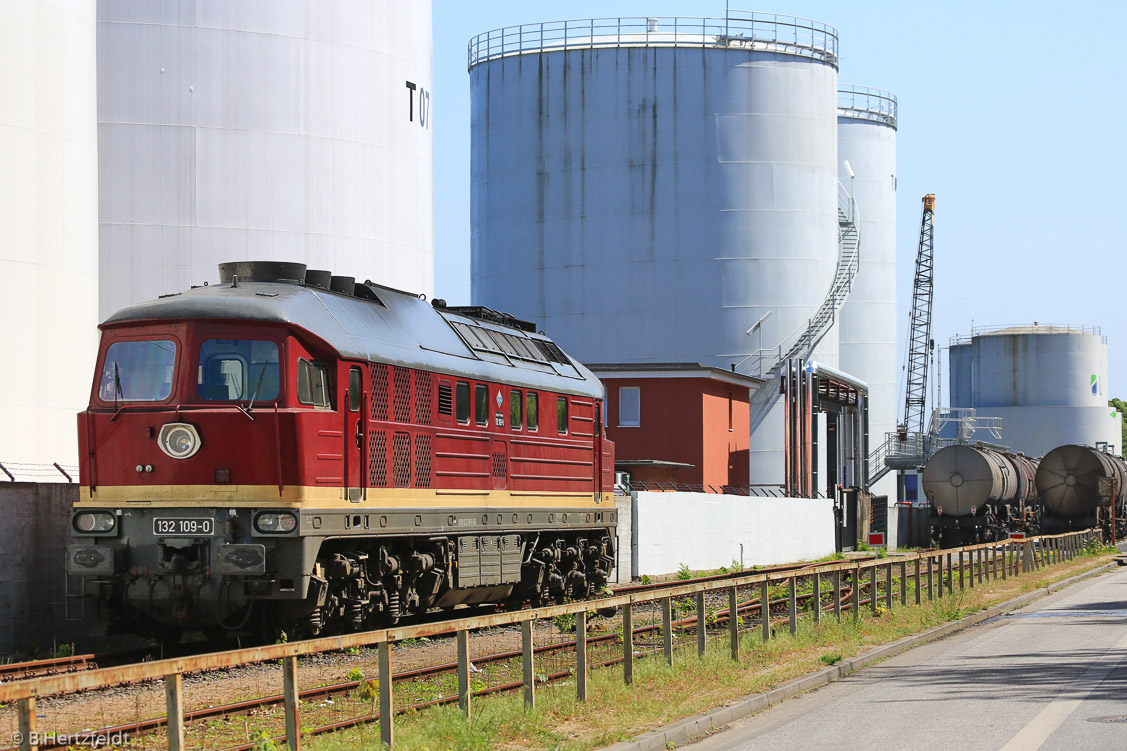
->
[346,366,365,501]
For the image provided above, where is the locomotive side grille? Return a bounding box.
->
[393,366,412,423]
[437,382,453,416]
[368,431,387,487]
[371,366,389,421]
[414,370,433,425]
[414,434,433,488]
[492,450,508,479]
[392,431,412,488]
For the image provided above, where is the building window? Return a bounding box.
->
[618,386,640,427]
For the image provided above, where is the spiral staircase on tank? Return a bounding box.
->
[744,183,860,458]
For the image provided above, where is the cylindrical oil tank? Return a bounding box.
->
[1036,444,1127,517]
[97,1,434,318]
[922,445,1038,518]
[0,0,99,474]
[837,85,897,498]
[946,325,1121,457]
[469,13,840,369]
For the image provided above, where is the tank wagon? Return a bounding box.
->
[1035,444,1127,537]
[67,262,616,641]
[921,445,1039,545]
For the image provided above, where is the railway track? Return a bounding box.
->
[0,654,95,682]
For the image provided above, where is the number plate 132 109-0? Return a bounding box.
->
[154,518,215,536]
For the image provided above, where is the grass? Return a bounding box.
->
[304,549,1117,751]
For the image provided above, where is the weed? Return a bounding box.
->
[53,643,73,659]
[676,563,692,581]
[640,574,653,585]
[346,667,364,683]
[552,612,577,634]
[819,652,843,666]
[251,730,279,751]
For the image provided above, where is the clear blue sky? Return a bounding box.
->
[433,1,1127,401]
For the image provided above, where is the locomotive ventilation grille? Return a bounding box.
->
[438,383,453,416]
[392,431,412,488]
[414,371,433,425]
[393,366,412,423]
[492,450,508,480]
[371,367,389,421]
[368,431,387,487]
[415,434,433,488]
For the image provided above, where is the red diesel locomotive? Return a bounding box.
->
[67,261,616,640]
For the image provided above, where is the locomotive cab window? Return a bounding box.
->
[297,358,333,408]
[526,392,539,431]
[198,339,279,402]
[455,381,470,423]
[98,339,178,402]
[348,367,362,412]
[474,384,489,426]
[557,396,569,434]
[510,389,523,429]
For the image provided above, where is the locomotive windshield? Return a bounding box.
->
[97,339,178,402]
[198,339,280,402]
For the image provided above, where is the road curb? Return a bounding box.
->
[601,559,1118,751]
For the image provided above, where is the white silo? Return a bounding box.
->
[948,325,1122,457]
[0,0,99,476]
[469,14,844,486]
[837,85,898,498]
[97,1,434,318]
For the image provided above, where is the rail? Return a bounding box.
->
[950,323,1105,346]
[626,480,825,498]
[837,85,898,129]
[0,529,1102,750]
[467,12,839,71]
[0,461,78,483]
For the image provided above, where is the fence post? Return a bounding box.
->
[1002,542,1008,579]
[927,556,934,601]
[900,561,907,606]
[789,576,798,634]
[852,565,860,618]
[936,555,944,599]
[623,602,634,684]
[457,629,471,716]
[946,552,954,592]
[576,609,588,700]
[885,563,894,610]
[697,590,708,656]
[832,570,842,620]
[959,551,965,591]
[914,558,921,605]
[17,697,36,751]
[379,641,393,748]
[978,548,984,583]
[521,619,535,708]
[869,565,879,615]
[729,586,740,660]
[165,673,185,751]
[761,581,772,641]
[662,597,674,664]
[812,572,821,623]
[283,655,301,750]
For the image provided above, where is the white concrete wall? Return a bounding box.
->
[632,491,836,576]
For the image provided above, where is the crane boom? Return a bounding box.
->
[901,194,935,438]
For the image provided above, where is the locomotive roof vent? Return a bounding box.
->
[218,261,307,285]
[330,275,355,295]
[304,269,332,289]
[445,305,537,333]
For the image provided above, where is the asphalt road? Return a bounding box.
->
[690,565,1127,751]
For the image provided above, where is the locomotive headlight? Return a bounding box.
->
[74,511,116,534]
[158,422,201,459]
[255,511,297,534]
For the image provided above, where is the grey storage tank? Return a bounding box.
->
[947,325,1122,456]
[837,85,897,498]
[468,13,842,371]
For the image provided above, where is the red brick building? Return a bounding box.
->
[589,363,760,490]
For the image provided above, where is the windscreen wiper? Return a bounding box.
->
[246,362,269,413]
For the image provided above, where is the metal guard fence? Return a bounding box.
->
[0,529,1102,750]
[467,13,839,71]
